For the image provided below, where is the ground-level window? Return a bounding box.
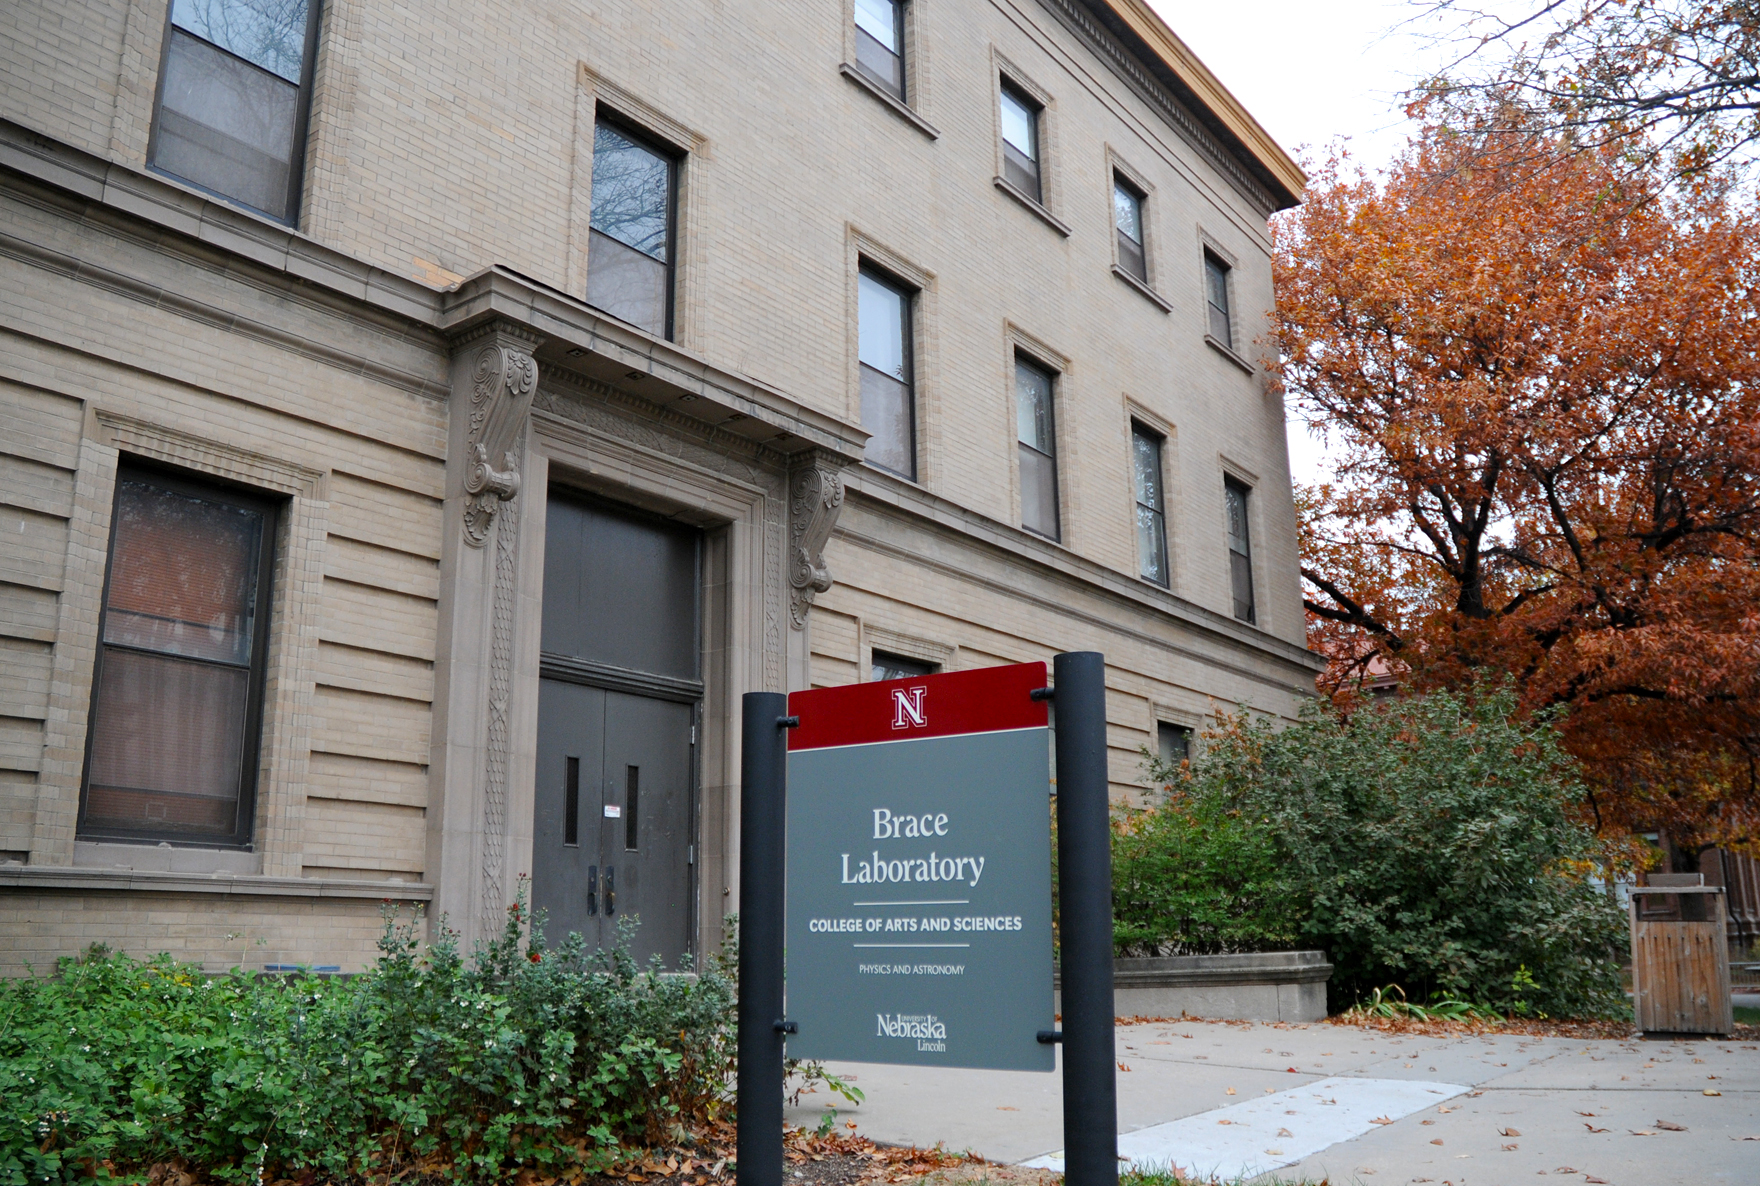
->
[1225,477,1255,623]
[1015,355,1060,540]
[871,650,937,682]
[587,117,677,339]
[1156,721,1192,769]
[80,465,277,847]
[149,0,323,224]
[858,267,917,480]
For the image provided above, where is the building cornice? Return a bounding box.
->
[1070,1,1305,211]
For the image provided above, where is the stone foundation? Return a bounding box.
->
[1056,950,1332,1022]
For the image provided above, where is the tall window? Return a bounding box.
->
[999,83,1042,203]
[1114,178,1147,283]
[1225,478,1255,623]
[1204,251,1233,347]
[587,118,677,339]
[858,267,916,480]
[1132,423,1168,586]
[854,0,905,100]
[149,0,323,223]
[1015,356,1060,540]
[81,467,277,846]
[872,651,937,682]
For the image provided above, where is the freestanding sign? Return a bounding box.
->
[736,653,1115,1186]
[783,662,1055,1071]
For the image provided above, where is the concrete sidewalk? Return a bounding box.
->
[782,1020,1759,1184]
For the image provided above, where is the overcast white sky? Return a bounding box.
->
[1143,1,1455,484]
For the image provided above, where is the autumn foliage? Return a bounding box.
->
[1273,125,1760,856]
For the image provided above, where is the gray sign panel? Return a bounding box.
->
[785,727,1055,1071]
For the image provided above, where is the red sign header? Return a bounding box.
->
[787,661,1048,751]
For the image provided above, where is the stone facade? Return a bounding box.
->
[0,0,1319,974]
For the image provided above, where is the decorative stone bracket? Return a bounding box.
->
[462,339,540,546]
[788,454,848,628]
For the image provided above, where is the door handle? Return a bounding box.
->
[604,866,615,915]
[587,865,598,915]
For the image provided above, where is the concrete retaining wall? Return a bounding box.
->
[1056,950,1332,1022]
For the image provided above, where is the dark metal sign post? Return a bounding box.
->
[1052,651,1119,1186]
[736,655,1116,1186]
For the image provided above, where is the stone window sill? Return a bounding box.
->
[839,64,940,140]
[1206,333,1254,374]
[0,863,434,899]
[993,177,1072,237]
[1112,264,1172,312]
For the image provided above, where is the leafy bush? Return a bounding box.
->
[1112,686,1629,1017]
[0,887,736,1185]
[1110,779,1301,956]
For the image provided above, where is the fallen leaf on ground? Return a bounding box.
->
[1225,1087,1236,1095]
[1370,1116,1394,1125]
[1577,1111,1598,1117]
[1499,1128,1521,1137]
[1277,1128,1293,1138]
[1705,1089,1722,1096]
[1631,1130,1655,1136]
[1656,1120,1687,1131]
[1555,1169,1577,1175]
[1501,1144,1518,1151]
[1264,1149,1284,1156]
[1586,1178,1609,1184]
[1429,1139,1444,1146]
[1584,1124,1610,1133]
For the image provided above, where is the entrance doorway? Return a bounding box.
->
[533,490,701,968]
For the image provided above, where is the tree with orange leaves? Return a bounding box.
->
[1274,124,1760,858]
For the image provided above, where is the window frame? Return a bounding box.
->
[1155,720,1193,769]
[870,650,939,682]
[852,0,907,102]
[1013,351,1061,542]
[78,460,280,849]
[146,0,326,227]
[1203,249,1234,349]
[856,261,919,482]
[585,110,683,341]
[998,79,1043,205]
[1224,475,1256,625]
[1131,421,1169,587]
[1113,174,1149,284]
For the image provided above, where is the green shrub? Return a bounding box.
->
[1175,686,1628,1016]
[1110,776,1301,956]
[0,887,735,1185]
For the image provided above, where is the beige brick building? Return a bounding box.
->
[0,0,1319,974]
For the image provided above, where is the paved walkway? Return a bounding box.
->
[782,1020,1759,1184]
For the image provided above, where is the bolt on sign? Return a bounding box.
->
[784,662,1055,1071]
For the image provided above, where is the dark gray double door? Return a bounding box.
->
[534,491,701,968]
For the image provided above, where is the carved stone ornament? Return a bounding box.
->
[788,457,847,628]
[463,342,539,546]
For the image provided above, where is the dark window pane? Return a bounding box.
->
[1019,442,1060,540]
[172,0,309,82]
[586,228,668,336]
[1226,480,1255,622]
[1133,428,1167,586]
[85,648,250,837]
[1114,181,1142,244]
[152,28,300,218]
[1156,721,1191,767]
[1000,88,1037,159]
[103,478,263,664]
[1118,230,1147,283]
[1015,359,1055,455]
[861,365,915,479]
[872,651,936,682]
[860,270,914,479]
[1205,254,1232,347]
[854,27,904,99]
[855,0,901,50]
[591,123,671,260]
[1003,144,1041,203]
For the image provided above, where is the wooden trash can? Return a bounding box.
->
[1629,876,1734,1037]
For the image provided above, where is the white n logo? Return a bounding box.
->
[891,686,927,729]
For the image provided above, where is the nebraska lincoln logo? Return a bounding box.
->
[890,686,927,730]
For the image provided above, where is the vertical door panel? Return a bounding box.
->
[533,680,606,947]
[603,690,694,968]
